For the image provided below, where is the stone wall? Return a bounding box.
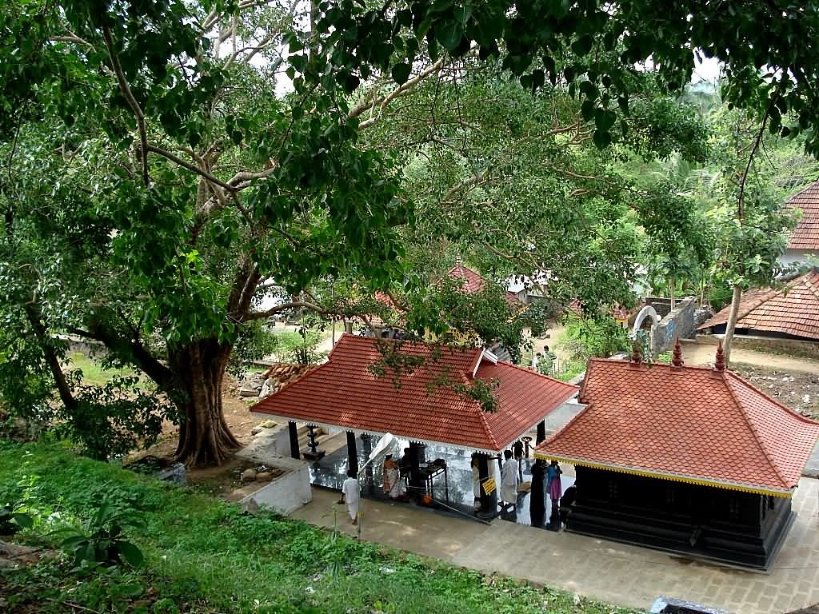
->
[651,296,697,357]
[644,297,673,318]
[239,457,313,516]
[236,443,313,516]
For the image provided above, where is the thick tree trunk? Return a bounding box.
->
[169,339,241,467]
[721,285,743,367]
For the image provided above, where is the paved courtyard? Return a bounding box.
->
[291,477,819,614]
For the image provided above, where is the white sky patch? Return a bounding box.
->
[692,55,722,85]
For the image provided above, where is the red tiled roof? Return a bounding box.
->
[447,264,521,305]
[535,358,819,496]
[447,264,487,293]
[251,334,577,452]
[786,180,819,250]
[698,270,819,341]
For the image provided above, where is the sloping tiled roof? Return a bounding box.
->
[251,334,578,452]
[698,270,819,341]
[535,357,819,496]
[786,181,819,250]
[447,264,521,305]
[447,264,487,293]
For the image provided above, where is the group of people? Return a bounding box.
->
[471,445,564,518]
[340,442,566,526]
[338,451,409,526]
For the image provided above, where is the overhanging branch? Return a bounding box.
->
[243,300,326,321]
[352,59,445,130]
[101,23,150,187]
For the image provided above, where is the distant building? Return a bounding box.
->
[697,269,819,343]
[781,180,819,267]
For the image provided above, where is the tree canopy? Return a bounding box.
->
[3,0,819,465]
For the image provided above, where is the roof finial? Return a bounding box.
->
[714,341,726,372]
[630,341,643,366]
[455,254,463,267]
[671,337,684,368]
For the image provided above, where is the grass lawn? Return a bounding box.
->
[66,352,138,387]
[0,441,638,613]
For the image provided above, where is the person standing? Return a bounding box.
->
[382,454,405,500]
[546,460,563,528]
[513,440,524,481]
[339,469,360,525]
[500,449,519,510]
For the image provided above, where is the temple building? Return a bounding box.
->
[536,342,819,569]
[252,333,578,516]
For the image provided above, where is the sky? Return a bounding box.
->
[692,56,722,85]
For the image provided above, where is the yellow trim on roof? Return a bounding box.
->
[534,451,792,498]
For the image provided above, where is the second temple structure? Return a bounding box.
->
[536,342,819,569]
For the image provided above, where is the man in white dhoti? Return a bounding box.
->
[339,469,360,524]
[500,449,519,509]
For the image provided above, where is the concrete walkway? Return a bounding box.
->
[291,479,819,614]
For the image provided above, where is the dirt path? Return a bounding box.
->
[680,340,819,375]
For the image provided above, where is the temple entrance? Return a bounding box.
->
[305,430,575,527]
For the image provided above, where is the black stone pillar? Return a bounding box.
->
[346,431,358,475]
[408,442,423,496]
[302,424,325,460]
[536,420,547,445]
[529,460,546,528]
[477,453,498,518]
[288,421,300,460]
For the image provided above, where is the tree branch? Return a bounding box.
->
[144,144,236,193]
[101,23,150,186]
[737,92,779,221]
[71,323,176,390]
[24,304,78,411]
[243,300,326,321]
[353,59,445,129]
[51,33,94,48]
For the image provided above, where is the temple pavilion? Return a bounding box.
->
[251,333,578,515]
[536,342,819,569]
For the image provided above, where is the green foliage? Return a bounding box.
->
[0,441,640,613]
[5,0,819,466]
[0,501,33,535]
[560,313,630,361]
[56,497,145,568]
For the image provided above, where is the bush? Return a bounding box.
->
[559,313,630,361]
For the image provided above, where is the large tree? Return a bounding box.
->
[3,0,819,465]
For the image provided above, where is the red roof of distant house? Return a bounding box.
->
[448,263,487,293]
[251,334,577,452]
[698,270,819,341]
[786,180,819,251]
[535,356,819,496]
[447,263,521,305]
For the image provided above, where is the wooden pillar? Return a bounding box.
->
[477,453,498,518]
[288,421,299,460]
[536,420,546,444]
[346,431,358,475]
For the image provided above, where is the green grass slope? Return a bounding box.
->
[0,441,636,613]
